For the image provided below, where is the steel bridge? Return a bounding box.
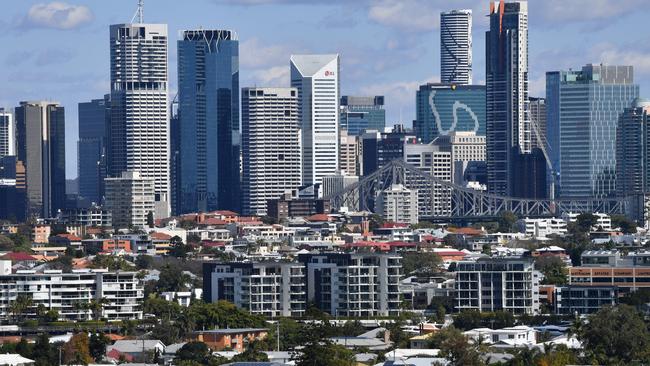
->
[324,160,631,221]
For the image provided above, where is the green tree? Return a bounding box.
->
[497,211,518,232]
[452,310,482,331]
[401,252,443,276]
[0,235,14,251]
[231,340,269,362]
[536,256,569,285]
[157,264,192,292]
[10,294,33,322]
[572,213,597,234]
[89,333,110,362]
[294,339,355,366]
[151,321,181,345]
[578,304,650,364]
[169,235,188,258]
[136,255,154,269]
[62,332,93,365]
[611,214,637,234]
[429,327,484,366]
[176,341,212,364]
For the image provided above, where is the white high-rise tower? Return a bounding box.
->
[0,109,14,158]
[440,9,472,85]
[108,7,169,218]
[290,54,340,186]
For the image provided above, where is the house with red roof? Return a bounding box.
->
[1,252,38,268]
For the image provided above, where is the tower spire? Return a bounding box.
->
[131,0,144,23]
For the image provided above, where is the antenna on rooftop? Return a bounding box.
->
[131,0,144,23]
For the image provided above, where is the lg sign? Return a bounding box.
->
[324,70,335,76]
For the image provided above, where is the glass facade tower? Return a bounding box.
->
[440,9,472,85]
[339,96,385,136]
[78,96,109,204]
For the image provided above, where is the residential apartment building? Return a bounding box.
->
[547,65,638,198]
[298,253,402,317]
[0,261,143,322]
[60,206,112,227]
[569,250,650,290]
[339,96,385,136]
[241,87,301,216]
[104,171,155,229]
[339,130,359,176]
[375,184,419,225]
[203,262,306,317]
[554,285,618,315]
[518,218,567,239]
[434,131,485,185]
[562,212,612,231]
[455,257,541,314]
[291,54,340,186]
[440,9,472,85]
[403,142,452,217]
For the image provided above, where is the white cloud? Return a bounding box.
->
[367,0,439,31]
[533,0,646,23]
[23,2,93,30]
[248,65,290,87]
[240,38,297,68]
[359,76,437,124]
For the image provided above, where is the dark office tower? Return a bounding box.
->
[169,95,181,216]
[78,96,109,204]
[109,22,170,219]
[440,9,472,85]
[616,99,650,221]
[486,1,531,197]
[15,101,66,218]
[547,65,638,199]
[339,96,385,136]
[178,29,240,213]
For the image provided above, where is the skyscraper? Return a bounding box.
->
[15,101,66,218]
[108,22,169,218]
[339,129,359,176]
[339,96,385,136]
[0,109,14,158]
[169,95,180,216]
[486,1,532,197]
[241,87,301,216]
[178,29,240,213]
[547,65,638,198]
[616,98,650,221]
[78,96,109,204]
[415,83,486,143]
[440,9,472,85]
[290,54,340,186]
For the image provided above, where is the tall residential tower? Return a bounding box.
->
[290,54,340,186]
[0,109,14,158]
[440,9,472,85]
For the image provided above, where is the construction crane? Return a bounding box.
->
[131,0,144,24]
[529,110,558,199]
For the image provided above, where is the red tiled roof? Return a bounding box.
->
[306,214,330,222]
[201,218,227,226]
[450,227,485,236]
[150,232,172,240]
[1,252,36,261]
[214,210,239,216]
[56,233,82,241]
[381,222,410,229]
[202,241,226,247]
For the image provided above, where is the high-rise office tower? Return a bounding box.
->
[78,96,109,204]
[241,87,301,216]
[547,65,638,198]
[104,171,155,229]
[339,130,359,176]
[290,54,340,186]
[178,29,240,213]
[415,83,486,143]
[486,1,533,197]
[0,109,14,158]
[616,98,650,221]
[440,9,472,85]
[108,22,169,218]
[169,95,180,216]
[529,97,546,151]
[15,101,66,218]
[339,96,385,136]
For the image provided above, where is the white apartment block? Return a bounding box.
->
[0,109,14,157]
[519,217,567,239]
[455,257,541,315]
[104,171,155,229]
[435,131,485,184]
[241,87,302,216]
[109,23,169,218]
[339,130,359,176]
[204,262,306,317]
[562,212,612,231]
[298,253,402,317]
[375,184,419,225]
[0,261,143,321]
[404,142,452,217]
[290,54,340,185]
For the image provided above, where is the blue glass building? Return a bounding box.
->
[415,83,485,143]
[178,29,240,213]
[339,96,385,136]
[547,65,638,198]
[78,96,109,204]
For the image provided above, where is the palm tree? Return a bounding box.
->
[88,297,110,320]
[10,294,33,322]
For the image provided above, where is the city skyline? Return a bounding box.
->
[1,0,650,179]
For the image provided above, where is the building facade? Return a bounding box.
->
[486,1,531,197]
[104,171,155,229]
[339,130,359,176]
[440,9,472,85]
[290,54,340,185]
[404,142,452,217]
[15,101,66,218]
[415,84,485,143]
[435,131,485,185]
[455,257,541,314]
[547,65,638,198]
[203,262,306,318]
[339,96,385,136]
[241,87,301,216]
[375,184,419,225]
[78,97,109,204]
[178,29,240,214]
[108,23,169,218]
[0,109,14,158]
[298,253,402,317]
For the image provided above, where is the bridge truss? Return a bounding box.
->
[325,160,631,220]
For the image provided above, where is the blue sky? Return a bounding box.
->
[2,0,650,178]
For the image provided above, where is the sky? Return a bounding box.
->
[2,0,650,179]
